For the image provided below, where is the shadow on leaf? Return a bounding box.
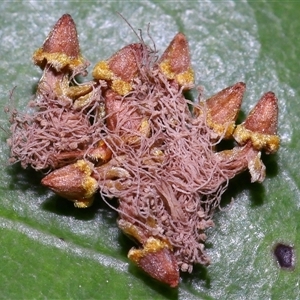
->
[41,192,119,223]
[181,263,211,290]
[220,172,266,209]
[6,163,45,195]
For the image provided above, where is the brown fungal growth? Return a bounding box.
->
[33,14,83,69]
[128,237,179,287]
[7,15,280,287]
[195,82,245,139]
[8,14,105,171]
[233,92,280,154]
[93,43,144,95]
[41,159,98,208]
[158,32,194,89]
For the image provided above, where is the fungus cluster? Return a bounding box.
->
[8,14,279,287]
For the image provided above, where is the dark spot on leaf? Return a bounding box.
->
[273,243,295,269]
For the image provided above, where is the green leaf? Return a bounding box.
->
[1,1,299,299]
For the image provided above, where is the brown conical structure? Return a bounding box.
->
[93,43,144,95]
[33,14,86,71]
[233,92,280,154]
[135,247,179,287]
[42,14,80,58]
[159,32,191,75]
[107,43,143,82]
[41,160,98,208]
[158,33,194,88]
[205,82,245,126]
[196,82,245,138]
[128,237,179,287]
[244,91,278,135]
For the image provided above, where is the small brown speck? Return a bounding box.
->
[273,243,295,270]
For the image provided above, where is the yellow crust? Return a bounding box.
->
[111,79,133,96]
[33,48,86,71]
[74,160,98,198]
[197,107,236,139]
[74,197,94,208]
[175,68,194,87]
[206,114,236,139]
[128,237,172,263]
[159,60,194,87]
[139,118,151,137]
[93,61,133,95]
[92,60,114,80]
[82,176,98,198]
[75,159,92,175]
[233,124,280,154]
[159,60,175,79]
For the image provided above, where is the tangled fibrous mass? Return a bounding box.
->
[8,14,280,287]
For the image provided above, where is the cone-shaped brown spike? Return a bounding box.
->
[41,160,98,208]
[197,82,245,138]
[42,14,80,58]
[158,33,194,88]
[136,248,179,287]
[128,237,179,287]
[159,32,191,74]
[107,43,143,82]
[33,14,86,71]
[93,44,143,95]
[244,92,278,135]
[206,82,245,125]
[233,92,280,154]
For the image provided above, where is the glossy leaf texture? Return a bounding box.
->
[1,1,299,299]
